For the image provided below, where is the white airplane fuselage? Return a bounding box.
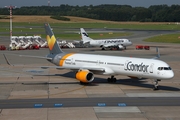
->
[89,39,132,48]
[50,53,174,80]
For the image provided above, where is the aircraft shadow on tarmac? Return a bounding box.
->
[93,77,180,91]
[21,82,79,85]
[32,71,180,91]
[34,71,76,78]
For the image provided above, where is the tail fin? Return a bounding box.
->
[44,23,63,54]
[80,28,93,41]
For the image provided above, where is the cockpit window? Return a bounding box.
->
[158,67,163,70]
[158,67,171,70]
[164,67,172,70]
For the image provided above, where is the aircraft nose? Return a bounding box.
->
[128,40,132,45]
[130,41,133,45]
[167,71,174,79]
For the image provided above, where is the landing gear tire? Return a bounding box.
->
[153,79,161,90]
[101,48,105,50]
[107,76,117,83]
[153,86,159,90]
[107,78,111,82]
[80,81,84,85]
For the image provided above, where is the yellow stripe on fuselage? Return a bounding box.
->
[59,53,75,66]
[46,35,56,50]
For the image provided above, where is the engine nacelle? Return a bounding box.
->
[118,44,124,49]
[75,70,94,83]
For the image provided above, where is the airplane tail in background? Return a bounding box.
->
[80,28,93,42]
[44,23,63,54]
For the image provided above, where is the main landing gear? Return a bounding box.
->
[101,47,106,50]
[153,79,161,90]
[107,76,117,83]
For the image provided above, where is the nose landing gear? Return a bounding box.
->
[153,79,161,90]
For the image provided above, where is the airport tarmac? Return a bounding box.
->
[0,29,180,120]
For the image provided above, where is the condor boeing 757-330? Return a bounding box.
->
[41,23,174,90]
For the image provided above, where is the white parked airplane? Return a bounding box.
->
[80,28,132,50]
[7,23,173,90]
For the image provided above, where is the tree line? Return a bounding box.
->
[0,4,180,22]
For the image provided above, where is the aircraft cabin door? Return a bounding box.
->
[149,63,154,73]
[97,60,100,66]
[71,58,75,65]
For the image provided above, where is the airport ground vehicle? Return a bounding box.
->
[0,45,6,50]
[28,44,40,50]
[144,45,150,50]
[136,45,150,50]
[136,45,144,49]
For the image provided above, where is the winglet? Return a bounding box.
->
[3,54,13,66]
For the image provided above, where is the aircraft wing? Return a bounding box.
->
[41,65,105,73]
[19,55,52,60]
[3,54,52,66]
[73,40,81,43]
[73,40,90,44]
[103,43,117,47]
[103,44,124,49]
[3,53,52,60]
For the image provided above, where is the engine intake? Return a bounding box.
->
[75,70,94,83]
